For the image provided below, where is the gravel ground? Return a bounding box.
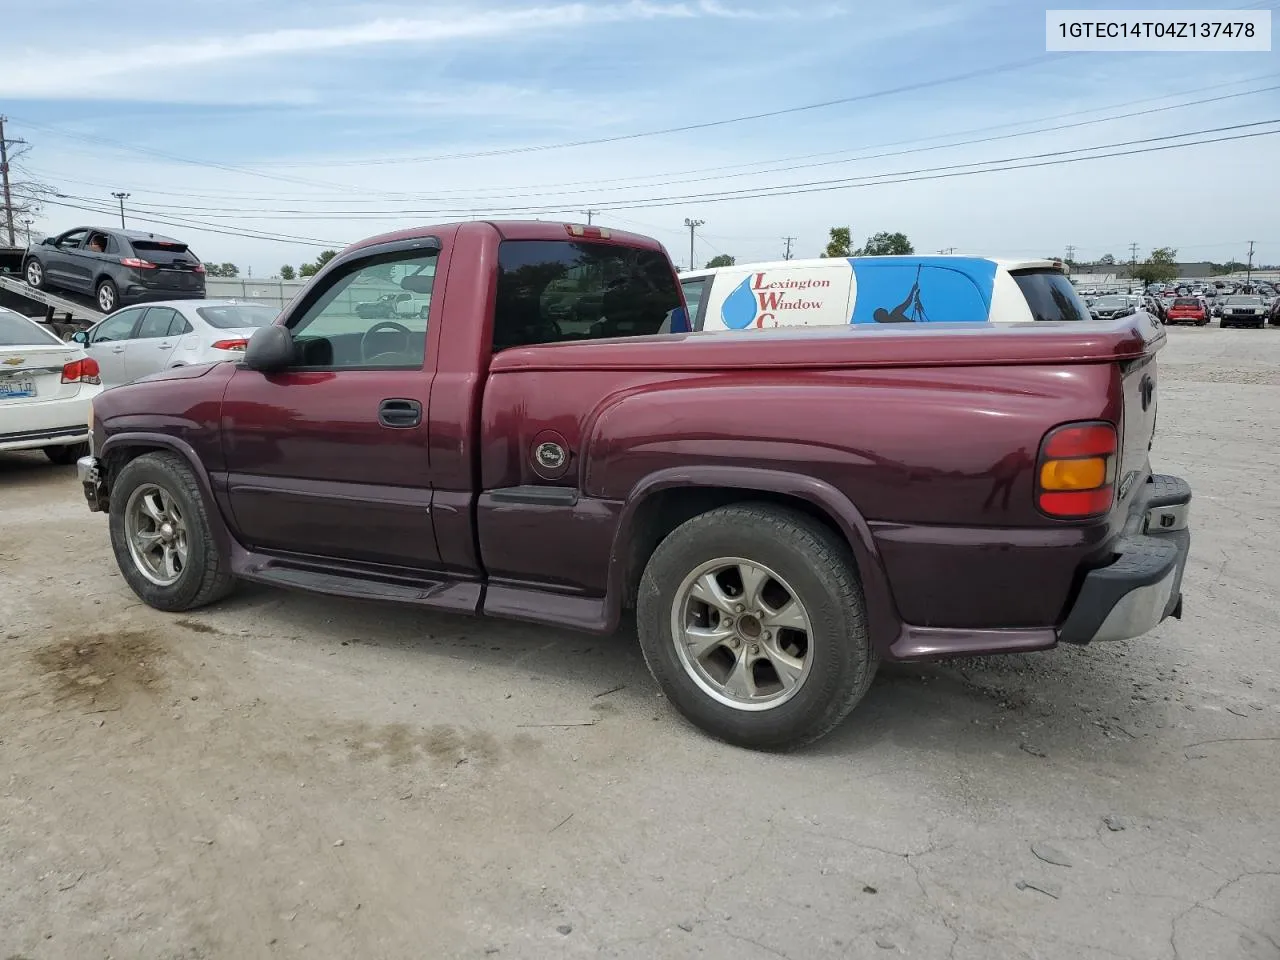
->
[1,324,1277,960]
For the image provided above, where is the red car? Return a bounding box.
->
[74,221,1192,750]
[1164,297,1208,326]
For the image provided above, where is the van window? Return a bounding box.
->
[1011,269,1090,322]
[681,276,710,330]
[493,240,684,351]
[849,263,991,324]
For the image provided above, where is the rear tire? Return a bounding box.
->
[108,452,236,612]
[44,442,89,465]
[96,279,119,314]
[636,503,877,750]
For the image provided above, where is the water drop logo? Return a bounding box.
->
[721,276,758,329]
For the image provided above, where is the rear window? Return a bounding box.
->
[1173,298,1200,307]
[130,240,197,262]
[196,304,279,329]
[0,309,59,346]
[1010,270,1089,322]
[493,240,684,351]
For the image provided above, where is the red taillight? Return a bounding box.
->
[61,357,101,385]
[193,263,206,274]
[120,257,157,270]
[1036,421,1117,518]
[212,339,249,351]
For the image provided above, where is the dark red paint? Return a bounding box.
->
[90,220,1169,660]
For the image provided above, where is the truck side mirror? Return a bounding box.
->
[244,325,294,372]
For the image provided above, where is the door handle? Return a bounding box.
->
[378,398,422,428]
[111,346,125,353]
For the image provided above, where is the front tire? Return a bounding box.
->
[636,503,877,750]
[108,452,236,611]
[25,259,44,289]
[96,279,119,314]
[44,442,89,465]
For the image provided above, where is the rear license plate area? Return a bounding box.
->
[0,380,36,399]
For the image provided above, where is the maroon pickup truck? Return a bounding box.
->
[77,221,1191,749]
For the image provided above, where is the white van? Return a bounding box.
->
[677,256,1090,332]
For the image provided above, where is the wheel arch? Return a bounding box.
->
[608,466,902,654]
[99,432,232,555]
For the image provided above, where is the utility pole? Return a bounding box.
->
[0,116,27,248]
[936,247,956,255]
[112,191,130,228]
[684,218,704,271]
[580,209,597,225]
[20,218,32,245]
[1246,240,1255,284]
[782,236,796,261]
[1065,244,1075,263]
[1128,242,1139,277]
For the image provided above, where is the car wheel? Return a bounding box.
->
[636,502,877,750]
[108,451,236,612]
[96,279,119,314]
[44,442,89,465]
[25,258,44,289]
[1197,320,1208,327]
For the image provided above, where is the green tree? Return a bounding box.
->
[855,231,914,256]
[279,265,296,280]
[315,250,338,268]
[1131,247,1179,286]
[705,254,735,268]
[298,250,339,279]
[822,227,851,258]
[299,262,319,278]
[219,262,239,279]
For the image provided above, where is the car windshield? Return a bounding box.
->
[1095,296,1127,308]
[0,308,60,346]
[1225,297,1263,306]
[196,304,279,329]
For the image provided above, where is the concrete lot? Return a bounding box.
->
[1,324,1277,960]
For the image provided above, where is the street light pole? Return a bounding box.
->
[20,217,32,245]
[112,191,130,228]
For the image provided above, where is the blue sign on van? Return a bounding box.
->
[847,257,997,324]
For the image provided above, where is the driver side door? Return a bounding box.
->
[219,243,442,570]
[45,229,89,289]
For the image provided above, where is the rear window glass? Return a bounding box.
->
[493,240,684,351]
[0,309,59,346]
[131,240,189,253]
[1011,270,1089,322]
[1173,298,1200,307]
[196,304,279,329]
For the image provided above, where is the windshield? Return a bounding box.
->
[196,304,279,329]
[1225,297,1263,306]
[0,308,60,346]
[1094,296,1127,308]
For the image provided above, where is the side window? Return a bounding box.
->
[1012,270,1091,322]
[104,235,121,255]
[136,307,180,339]
[56,230,88,250]
[168,313,193,336]
[85,232,111,254]
[493,240,682,351]
[681,277,710,330]
[287,249,438,368]
[91,308,143,342]
[850,263,992,324]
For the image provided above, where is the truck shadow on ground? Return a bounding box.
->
[199,584,1179,764]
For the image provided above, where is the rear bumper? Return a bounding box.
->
[0,424,89,452]
[1058,474,1191,645]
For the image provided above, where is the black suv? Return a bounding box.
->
[23,227,206,314]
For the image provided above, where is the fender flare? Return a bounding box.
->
[99,432,233,555]
[604,465,902,652]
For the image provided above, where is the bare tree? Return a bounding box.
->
[5,144,56,241]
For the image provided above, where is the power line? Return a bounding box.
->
[22,75,1278,210]
[78,120,1279,220]
[246,55,1065,167]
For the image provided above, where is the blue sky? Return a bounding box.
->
[2,0,1277,275]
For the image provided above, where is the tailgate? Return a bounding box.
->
[0,343,81,403]
[1114,320,1165,513]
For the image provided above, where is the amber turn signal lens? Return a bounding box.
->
[1040,456,1107,491]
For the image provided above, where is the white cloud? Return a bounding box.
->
[0,1,832,100]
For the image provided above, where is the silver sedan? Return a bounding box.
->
[70,299,278,387]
